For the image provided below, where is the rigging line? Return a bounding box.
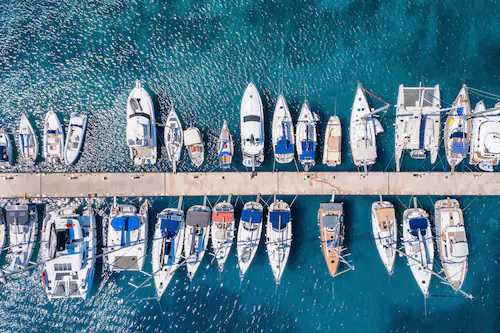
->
[361,87,390,105]
[423,89,452,107]
[384,154,395,172]
[463,196,480,212]
[395,196,408,210]
[467,87,500,99]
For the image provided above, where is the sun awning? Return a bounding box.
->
[241,209,262,223]
[270,211,290,230]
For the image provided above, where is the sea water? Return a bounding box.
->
[0,1,499,332]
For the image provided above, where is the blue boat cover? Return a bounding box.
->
[451,141,469,155]
[300,141,316,160]
[409,217,428,236]
[450,131,467,139]
[456,107,464,116]
[275,138,294,154]
[241,209,262,223]
[111,216,140,232]
[419,116,426,150]
[159,218,180,238]
[270,211,290,230]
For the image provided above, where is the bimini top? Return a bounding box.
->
[275,138,294,155]
[409,217,428,236]
[270,210,291,230]
[111,216,140,231]
[186,210,210,227]
[451,140,469,155]
[241,209,262,223]
[322,215,341,228]
[300,140,316,160]
[5,205,30,225]
[159,214,182,238]
[321,202,343,213]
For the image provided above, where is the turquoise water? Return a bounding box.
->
[1,0,500,332]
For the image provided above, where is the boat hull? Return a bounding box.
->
[371,201,397,275]
[64,113,88,165]
[236,201,263,277]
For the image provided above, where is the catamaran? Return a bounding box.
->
[211,200,235,272]
[266,200,292,284]
[5,202,38,271]
[322,116,341,166]
[64,113,88,165]
[435,198,468,290]
[444,85,471,172]
[152,208,185,299]
[43,111,64,164]
[39,204,96,300]
[104,199,148,272]
[296,101,318,171]
[240,83,264,169]
[218,121,234,170]
[18,114,38,165]
[0,129,13,168]
[469,101,500,171]
[402,198,434,298]
[395,84,441,171]
[371,197,397,275]
[184,204,211,280]
[236,200,263,278]
[164,107,183,172]
[272,94,295,164]
[126,80,157,166]
[184,126,204,167]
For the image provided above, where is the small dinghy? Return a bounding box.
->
[0,129,13,168]
[164,107,183,172]
[18,115,38,165]
[184,126,204,167]
[211,200,235,272]
[240,83,265,169]
[237,200,263,278]
[469,101,500,171]
[43,111,64,164]
[6,203,38,271]
[64,113,88,165]
[266,200,292,284]
[295,101,318,171]
[0,210,6,252]
[218,120,234,170]
[39,204,96,300]
[272,94,295,164]
[371,196,397,275]
[322,116,341,166]
[184,204,211,280]
[153,208,185,299]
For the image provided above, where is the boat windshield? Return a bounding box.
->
[243,115,260,122]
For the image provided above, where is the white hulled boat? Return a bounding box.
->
[184,126,204,167]
[272,94,295,164]
[164,107,183,172]
[0,209,6,252]
[266,200,292,284]
[0,129,13,168]
[295,101,318,171]
[240,83,264,169]
[322,116,341,167]
[371,197,397,275]
[64,113,88,165]
[184,204,211,280]
[5,203,38,271]
[43,111,64,164]
[218,121,234,170]
[211,201,235,272]
[237,200,263,278]
[469,101,500,171]
[18,114,38,165]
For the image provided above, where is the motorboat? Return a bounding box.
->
[469,101,500,171]
[402,198,434,298]
[43,111,64,164]
[0,209,5,252]
[322,116,341,167]
[266,200,292,284]
[5,203,38,271]
[218,121,234,170]
[18,114,38,165]
[0,129,13,168]
[184,204,211,280]
[444,85,471,172]
[184,126,204,167]
[240,83,264,169]
[272,94,295,164]
[435,198,468,290]
[164,107,183,172]
[318,195,345,278]
[104,199,148,272]
[126,80,157,166]
[39,204,96,300]
[371,196,397,275]
[152,208,185,299]
[395,84,441,171]
[236,200,263,278]
[295,101,318,171]
[64,113,88,165]
[211,200,235,272]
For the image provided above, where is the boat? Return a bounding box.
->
[371,196,397,275]
[39,204,96,300]
[444,85,471,172]
[218,121,234,170]
[126,80,157,166]
[265,200,292,284]
[18,114,38,165]
[152,208,185,299]
[0,209,5,252]
[184,126,204,167]
[395,84,441,172]
[0,129,13,168]
[435,198,468,290]
[272,94,295,164]
[402,198,434,297]
[183,204,211,280]
[322,116,341,167]
[64,113,88,165]
[295,101,318,171]
[211,200,235,272]
[469,101,500,171]
[5,203,38,271]
[43,111,64,164]
[104,198,148,272]
[236,200,263,278]
[240,83,265,169]
[164,107,183,172]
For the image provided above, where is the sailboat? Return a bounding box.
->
[236,200,263,278]
[240,83,264,169]
[104,199,148,272]
[266,200,292,284]
[152,208,185,299]
[43,111,64,164]
[295,101,318,171]
[184,126,204,167]
[5,202,38,271]
[0,209,6,252]
[211,200,235,272]
[444,85,471,172]
[64,113,88,165]
[183,204,211,280]
[272,94,295,164]
[402,198,434,298]
[39,204,96,300]
[0,129,13,168]
[218,121,234,170]
[322,116,341,167]
[164,107,183,172]
[371,196,397,275]
[18,114,38,165]
[469,101,500,171]
[435,198,468,290]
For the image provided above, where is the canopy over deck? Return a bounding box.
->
[241,209,262,223]
[270,210,290,230]
[186,210,210,227]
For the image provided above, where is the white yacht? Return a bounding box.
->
[211,200,235,272]
[0,209,5,252]
[218,121,234,170]
[237,201,263,278]
[371,197,397,275]
[0,129,13,168]
[395,85,441,171]
[295,101,318,171]
[64,113,88,165]
[322,116,341,167]
[43,111,64,164]
[266,200,292,284]
[184,126,204,167]
[183,204,211,280]
[164,107,183,172]
[272,94,295,164]
[240,83,264,169]
[126,80,157,166]
[18,114,38,165]
[39,204,96,300]
[469,101,500,171]
[5,203,38,271]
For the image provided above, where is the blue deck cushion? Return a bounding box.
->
[111,216,140,232]
[409,217,428,236]
[456,107,464,116]
[159,217,180,238]
[270,210,291,230]
[275,138,294,155]
[241,209,262,223]
[300,141,316,160]
[451,141,469,155]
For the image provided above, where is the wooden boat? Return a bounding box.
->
[318,195,344,277]
[322,116,341,166]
